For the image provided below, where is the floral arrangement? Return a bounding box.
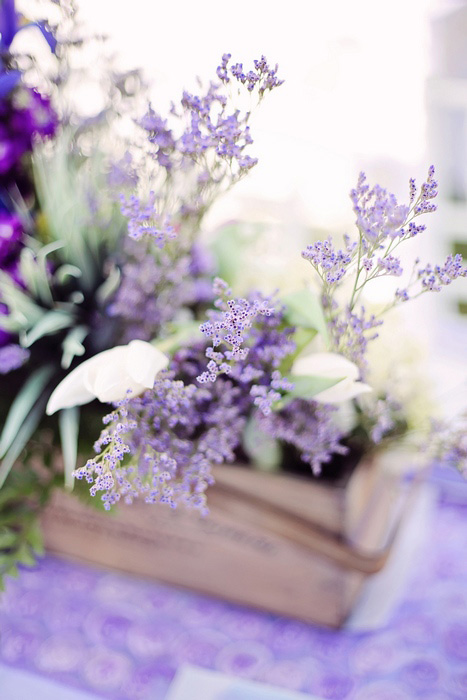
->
[0,1,466,583]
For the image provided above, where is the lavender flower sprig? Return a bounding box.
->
[425,412,467,477]
[126,53,284,237]
[73,373,248,513]
[302,167,467,372]
[197,277,274,384]
[110,55,283,343]
[303,167,439,313]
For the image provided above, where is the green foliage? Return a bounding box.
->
[33,129,127,291]
[278,374,344,409]
[282,288,329,342]
[0,396,51,490]
[0,366,54,460]
[243,415,282,471]
[210,223,263,288]
[0,466,51,588]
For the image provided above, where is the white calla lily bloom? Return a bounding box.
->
[46,340,169,415]
[291,351,372,404]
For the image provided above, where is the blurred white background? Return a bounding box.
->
[21,0,467,413]
[73,0,432,230]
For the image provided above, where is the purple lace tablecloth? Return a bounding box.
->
[1,493,466,700]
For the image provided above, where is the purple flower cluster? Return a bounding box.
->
[417,254,467,292]
[138,107,176,170]
[177,84,257,167]
[302,168,451,374]
[0,213,24,323]
[0,342,29,373]
[351,172,410,246]
[119,192,176,247]
[429,413,467,476]
[74,373,247,513]
[0,65,57,354]
[217,53,284,96]
[197,278,274,383]
[0,86,56,187]
[110,55,283,349]
[109,239,215,343]
[302,236,356,285]
[414,165,438,214]
[133,54,282,214]
[0,211,22,263]
[367,396,401,443]
[392,252,467,303]
[327,304,383,374]
[257,399,347,475]
[377,254,404,277]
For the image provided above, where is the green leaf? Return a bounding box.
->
[54,263,83,285]
[37,240,66,260]
[26,522,44,555]
[96,266,121,304]
[22,310,73,348]
[278,373,345,408]
[0,396,48,489]
[17,543,36,567]
[7,564,19,578]
[61,326,88,369]
[18,248,40,298]
[0,365,54,459]
[210,225,244,286]
[0,528,17,548]
[278,327,318,375]
[282,289,329,343]
[0,270,45,328]
[210,223,262,288]
[59,407,80,490]
[243,415,282,471]
[0,312,25,332]
[154,321,203,355]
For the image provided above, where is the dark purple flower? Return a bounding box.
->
[3,257,25,288]
[0,210,22,262]
[0,124,19,173]
[0,343,29,372]
[0,302,12,346]
[11,88,57,143]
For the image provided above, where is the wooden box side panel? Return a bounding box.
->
[214,465,345,537]
[41,491,362,627]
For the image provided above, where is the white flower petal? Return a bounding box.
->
[291,351,372,405]
[313,378,373,404]
[90,349,140,402]
[46,361,96,415]
[45,341,170,414]
[292,352,359,380]
[126,340,169,388]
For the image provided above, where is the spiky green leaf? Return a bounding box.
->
[59,407,80,490]
[22,310,74,348]
[61,325,88,369]
[0,366,54,459]
[0,270,44,328]
[96,266,121,304]
[0,396,48,489]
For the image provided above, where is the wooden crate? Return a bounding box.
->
[41,451,417,627]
